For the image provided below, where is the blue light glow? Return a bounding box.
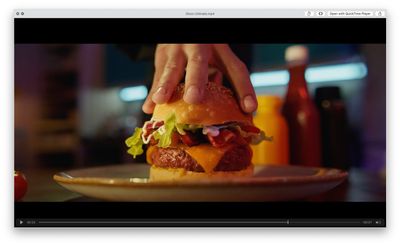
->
[250,62,368,87]
[250,70,289,87]
[306,62,368,83]
[119,85,148,102]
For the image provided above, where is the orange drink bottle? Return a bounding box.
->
[251,95,289,165]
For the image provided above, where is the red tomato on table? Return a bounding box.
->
[14,171,28,201]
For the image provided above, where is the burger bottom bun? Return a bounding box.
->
[149,165,254,182]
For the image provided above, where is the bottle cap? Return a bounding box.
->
[257,95,283,113]
[285,45,309,63]
[315,86,342,102]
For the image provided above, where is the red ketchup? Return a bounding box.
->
[282,45,321,167]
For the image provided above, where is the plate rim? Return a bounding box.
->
[53,164,348,188]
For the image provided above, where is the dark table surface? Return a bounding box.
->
[21,165,386,202]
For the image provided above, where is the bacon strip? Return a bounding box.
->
[207,129,236,148]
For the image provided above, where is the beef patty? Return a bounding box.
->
[149,144,252,172]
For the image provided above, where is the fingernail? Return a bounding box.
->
[184,86,202,104]
[142,100,155,114]
[152,87,168,103]
[243,95,257,112]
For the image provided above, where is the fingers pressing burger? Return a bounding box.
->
[208,67,223,85]
[183,45,210,104]
[144,44,257,114]
[214,44,257,113]
[142,45,168,114]
[151,45,185,105]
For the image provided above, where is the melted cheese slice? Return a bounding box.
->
[184,144,233,173]
[146,145,156,165]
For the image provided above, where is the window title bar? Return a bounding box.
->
[14,9,386,19]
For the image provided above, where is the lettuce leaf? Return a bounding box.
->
[250,130,272,145]
[154,113,176,148]
[234,126,272,145]
[176,123,202,134]
[125,127,144,158]
[125,115,271,159]
[175,123,186,135]
[125,114,178,158]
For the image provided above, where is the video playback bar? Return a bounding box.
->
[16,218,385,227]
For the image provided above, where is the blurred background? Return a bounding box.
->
[14,44,385,200]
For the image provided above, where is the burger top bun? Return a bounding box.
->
[152,82,253,126]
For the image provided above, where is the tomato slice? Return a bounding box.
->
[170,132,181,146]
[207,129,236,148]
[143,121,165,140]
[240,125,261,134]
[144,120,164,131]
[153,121,164,129]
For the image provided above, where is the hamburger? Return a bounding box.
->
[125,82,267,181]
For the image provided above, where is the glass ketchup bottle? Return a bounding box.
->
[282,45,321,167]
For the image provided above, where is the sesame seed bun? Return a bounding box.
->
[151,82,253,126]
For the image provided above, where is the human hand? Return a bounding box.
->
[142,44,257,114]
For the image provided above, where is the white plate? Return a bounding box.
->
[54,164,347,201]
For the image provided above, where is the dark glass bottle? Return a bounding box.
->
[314,86,350,170]
[282,45,321,167]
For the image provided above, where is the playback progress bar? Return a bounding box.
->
[15,219,385,227]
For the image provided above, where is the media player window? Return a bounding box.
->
[14,9,386,227]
